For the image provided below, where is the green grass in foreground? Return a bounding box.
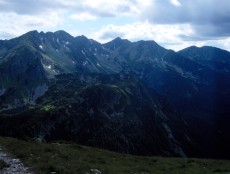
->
[0,137,230,174]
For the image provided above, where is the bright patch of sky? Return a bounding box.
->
[170,0,181,7]
[0,0,230,51]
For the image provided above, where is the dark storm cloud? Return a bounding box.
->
[143,0,230,40]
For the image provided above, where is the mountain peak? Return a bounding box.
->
[113,37,122,41]
[135,40,161,47]
[54,30,72,37]
[75,35,88,39]
[75,35,89,41]
[55,30,68,34]
[179,45,229,53]
[26,30,39,35]
[178,44,230,71]
[21,30,39,38]
[110,37,130,43]
[53,30,74,41]
[103,37,130,50]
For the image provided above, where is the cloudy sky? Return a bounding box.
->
[0,0,230,51]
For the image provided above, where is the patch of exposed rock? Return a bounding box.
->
[0,147,33,174]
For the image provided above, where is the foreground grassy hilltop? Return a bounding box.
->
[0,137,230,174]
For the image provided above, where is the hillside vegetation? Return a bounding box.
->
[0,137,230,174]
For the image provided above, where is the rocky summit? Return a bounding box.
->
[0,31,230,159]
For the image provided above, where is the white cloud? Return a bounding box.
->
[90,21,230,51]
[0,12,63,39]
[140,0,230,40]
[91,21,194,50]
[0,0,146,39]
[214,38,230,51]
[80,0,138,17]
[70,13,97,21]
[170,0,181,7]
[54,0,144,18]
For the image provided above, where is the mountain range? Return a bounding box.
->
[0,30,230,159]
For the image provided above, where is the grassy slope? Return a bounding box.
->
[0,137,230,174]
